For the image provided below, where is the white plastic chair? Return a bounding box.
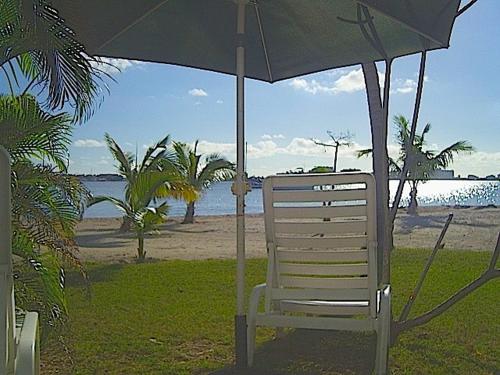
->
[247,172,391,374]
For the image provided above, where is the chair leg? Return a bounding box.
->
[375,285,391,375]
[247,284,265,367]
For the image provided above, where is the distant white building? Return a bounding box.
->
[429,169,454,179]
[390,169,455,180]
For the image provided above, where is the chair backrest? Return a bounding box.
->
[263,172,378,318]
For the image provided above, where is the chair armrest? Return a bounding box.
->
[248,283,266,319]
[380,284,391,296]
[378,284,391,315]
[15,312,39,375]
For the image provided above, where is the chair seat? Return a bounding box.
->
[255,311,376,332]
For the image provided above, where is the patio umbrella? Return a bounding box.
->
[51,0,460,366]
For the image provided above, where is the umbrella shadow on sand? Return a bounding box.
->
[160,221,217,234]
[396,213,498,235]
[75,232,131,249]
[396,215,452,235]
[210,330,376,375]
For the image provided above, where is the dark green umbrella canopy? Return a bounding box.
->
[53,0,460,82]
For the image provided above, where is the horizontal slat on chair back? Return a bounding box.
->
[272,188,366,202]
[273,205,366,219]
[279,263,368,276]
[280,276,368,289]
[274,220,367,235]
[263,173,377,317]
[277,249,368,262]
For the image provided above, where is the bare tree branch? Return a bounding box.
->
[311,131,354,172]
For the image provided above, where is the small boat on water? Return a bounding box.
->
[248,177,263,189]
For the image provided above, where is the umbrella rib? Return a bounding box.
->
[253,2,273,82]
[356,0,443,46]
[96,0,171,53]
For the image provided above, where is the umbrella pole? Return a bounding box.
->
[234,0,248,368]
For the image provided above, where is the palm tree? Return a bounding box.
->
[358,115,474,214]
[1,0,106,335]
[89,134,196,260]
[173,141,235,224]
[1,94,90,332]
[1,0,106,122]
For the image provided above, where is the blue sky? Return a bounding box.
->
[15,2,500,176]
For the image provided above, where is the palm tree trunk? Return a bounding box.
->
[408,182,419,215]
[137,231,145,261]
[119,216,132,233]
[183,202,196,224]
[333,144,339,172]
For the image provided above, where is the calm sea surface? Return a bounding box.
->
[82,180,500,218]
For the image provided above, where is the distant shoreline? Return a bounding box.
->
[74,175,500,183]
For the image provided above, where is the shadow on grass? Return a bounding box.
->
[210,329,376,375]
[66,263,126,287]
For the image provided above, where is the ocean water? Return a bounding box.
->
[82,180,500,219]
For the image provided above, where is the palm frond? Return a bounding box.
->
[197,156,235,190]
[11,161,89,271]
[1,0,108,122]
[104,133,134,180]
[128,170,197,209]
[432,141,475,169]
[356,148,373,158]
[88,195,130,216]
[139,134,171,173]
[0,94,72,170]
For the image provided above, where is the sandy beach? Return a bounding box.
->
[75,206,500,263]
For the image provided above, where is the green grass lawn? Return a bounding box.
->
[42,249,499,375]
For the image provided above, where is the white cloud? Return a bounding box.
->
[261,134,285,140]
[289,68,384,95]
[289,69,429,96]
[196,137,369,161]
[196,140,236,156]
[447,151,500,177]
[333,69,369,93]
[395,79,417,94]
[91,57,145,75]
[74,139,106,148]
[188,88,208,97]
